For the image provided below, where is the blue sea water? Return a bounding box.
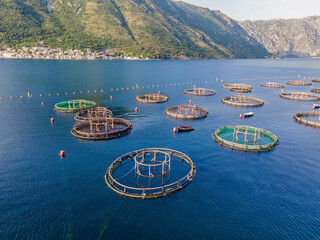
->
[0,58,320,239]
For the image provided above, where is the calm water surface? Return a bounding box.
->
[0,59,320,239]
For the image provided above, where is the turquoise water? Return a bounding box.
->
[0,59,320,239]
[217,127,275,146]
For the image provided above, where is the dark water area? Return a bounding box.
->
[0,59,320,239]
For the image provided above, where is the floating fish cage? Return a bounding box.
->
[312,79,320,83]
[184,88,216,96]
[294,112,320,128]
[222,83,252,92]
[54,100,96,113]
[105,148,196,199]
[136,93,168,103]
[213,125,279,152]
[279,92,320,101]
[74,107,112,121]
[229,87,252,93]
[260,82,285,88]
[164,105,208,119]
[310,88,320,93]
[221,96,264,107]
[71,117,132,140]
[286,80,312,86]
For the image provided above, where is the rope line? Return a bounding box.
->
[115,167,135,180]
[0,75,308,101]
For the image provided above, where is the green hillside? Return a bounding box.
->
[0,0,270,59]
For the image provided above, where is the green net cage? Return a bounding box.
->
[54,99,96,113]
[213,125,279,152]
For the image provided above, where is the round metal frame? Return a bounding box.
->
[105,148,196,199]
[164,105,208,119]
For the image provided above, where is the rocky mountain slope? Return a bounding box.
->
[240,16,320,58]
[0,0,270,59]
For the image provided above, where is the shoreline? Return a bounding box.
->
[0,47,142,61]
[0,56,142,61]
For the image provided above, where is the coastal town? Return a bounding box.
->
[0,47,140,60]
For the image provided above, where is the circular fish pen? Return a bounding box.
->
[105,148,196,199]
[260,82,285,88]
[164,105,208,119]
[294,112,320,128]
[310,88,320,93]
[279,92,320,101]
[221,96,264,107]
[54,100,96,113]
[312,79,320,83]
[136,93,168,104]
[74,107,112,121]
[229,87,252,93]
[222,83,252,90]
[184,88,216,96]
[286,80,312,86]
[71,117,132,140]
[222,83,252,92]
[213,125,279,151]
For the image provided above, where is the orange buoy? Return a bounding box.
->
[173,127,177,134]
[239,93,242,96]
[40,94,42,97]
[101,90,103,92]
[313,105,315,110]
[42,102,44,106]
[189,99,192,104]
[158,91,160,95]
[239,114,243,119]
[135,107,138,112]
[94,90,97,93]
[59,150,65,158]
[193,85,196,88]
[48,94,51,96]
[110,96,113,100]
[51,117,54,123]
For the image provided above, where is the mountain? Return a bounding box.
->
[0,0,270,59]
[240,16,320,58]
